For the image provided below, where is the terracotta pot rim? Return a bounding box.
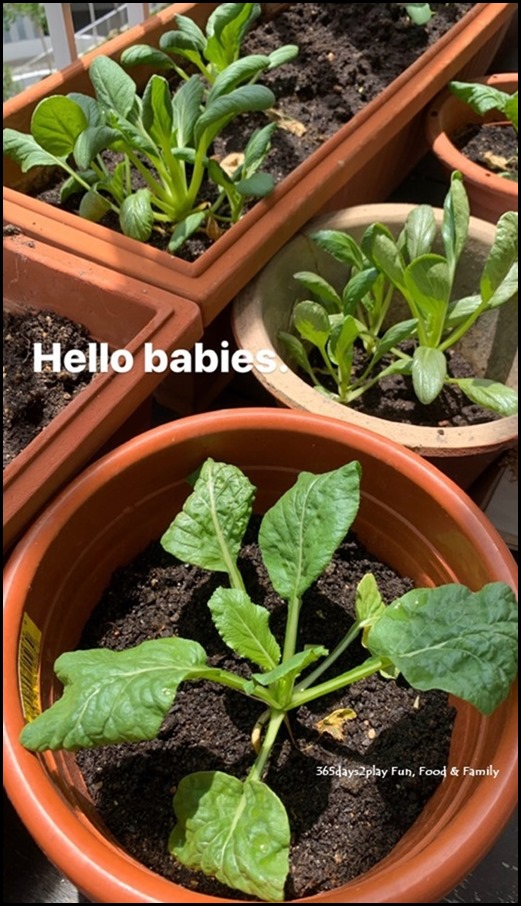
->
[3,408,518,903]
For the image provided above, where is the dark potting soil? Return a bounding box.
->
[453,123,518,178]
[3,307,97,469]
[33,3,474,262]
[303,342,499,429]
[76,518,455,901]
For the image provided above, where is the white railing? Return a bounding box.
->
[6,3,163,97]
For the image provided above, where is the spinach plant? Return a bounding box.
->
[280,172,518,414]
[20,459,518,901]
[121,3,298,88]
[449,79,518,181]
[3,54,281,252]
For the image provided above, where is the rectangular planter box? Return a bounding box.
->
[3,3,516,325]
[3,229,202,552]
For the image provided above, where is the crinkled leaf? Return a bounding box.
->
[208,588,280,671]
[480,211,518,305]
[79,190,111,222]
[3,129,60,170]
[142,74,173,145]
[235,171,274,197]
[367,583,518,715]
[454,378,518,417]
[311,229,365,269]
[90,55,137,117]
[412,346,447,404]
[441,170,469,277]
[20,638,209,750]
[293,300,331,347]
[195,85,275,148]
[249,646,328,689]
[404,204,437,259]
[74,125,120,170]
[31,96,87,156]
[170,771,289,902]
[119,189,154,241]
[161,459,255,575]
[293,272,342,313]
[121,44,176,71]
[168,211,207,252]
[208,55,271,102]
[268,45,299,69]
[172,75,205,147]
[259,462,361,600]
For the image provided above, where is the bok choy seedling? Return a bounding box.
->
[3,50,286,252]
[280,172,518,415]
[20,459,518,901]
[121,3,298,88]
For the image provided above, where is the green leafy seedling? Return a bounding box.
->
[121,3,298,87]
[20,459,518,901]
[280,172,518,416]
[449,79,518,181]
[3,52,285,252]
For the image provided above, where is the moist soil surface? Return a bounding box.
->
[304,342,500,429]
[3,307,97,468]
[76,519,455,900]
[453,122,518,178]
[34,3,474,261]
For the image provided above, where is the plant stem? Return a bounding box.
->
[247,709,285,782]
[282,595,301,663]
[295,621,361,692]
[289,656,388,709]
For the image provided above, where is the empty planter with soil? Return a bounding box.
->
[2,229,202,551]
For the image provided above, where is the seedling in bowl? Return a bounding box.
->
[20,458,518,901]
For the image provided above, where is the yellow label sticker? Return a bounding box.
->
[18,613,42,721]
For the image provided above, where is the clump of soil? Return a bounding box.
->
[76,520,455,900]
[3,308,97,468]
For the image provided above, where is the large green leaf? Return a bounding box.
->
[208,54,271,101]
[142,75,173,145]
[311,229,365,269]
[170,771,289,901]
[3,129,60,170]
[441,170,469,277]
[172,75,205,148]
[293,272,342,312]
[367,583,518,714]
[450,81,517,124]
[161,459,255,576]
[195,85,275,148]
[73,125,119,170]
[68,92,102,127]
[120,44,176,71]
[235,171,274,197]
[31,96,87,156]
[119,189,154,241]
[20,638,209,750]
[404,204,437,260]
[208,588,281,671]
[89,55,137,117]
[259,462,361,600]
[366,227,408,295]
[403,253,451,344]
[293,300,331,348]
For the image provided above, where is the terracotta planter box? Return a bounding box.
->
[425,73,519,223]
[3,230,202,552]
[3,3,516,325]
[233,204,518,489]
[3,409,517,903]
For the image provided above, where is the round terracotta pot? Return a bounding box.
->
[3,409,518,904]
[232,205,518,489]
[425,73,518,223]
